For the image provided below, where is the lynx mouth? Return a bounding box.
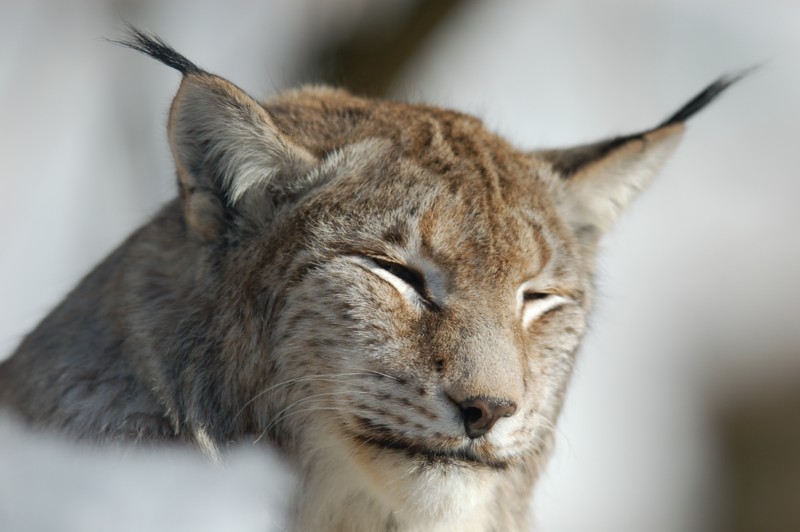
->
[345,420,508,470]
[360,435,508,470]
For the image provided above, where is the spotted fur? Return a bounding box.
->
[0,29,741,531]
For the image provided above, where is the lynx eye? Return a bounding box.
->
[522,292,549,302]
[349,255,440,310]
[371,258,427,298]
[518,285,568,327]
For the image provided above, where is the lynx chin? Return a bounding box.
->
[0,28,744,531]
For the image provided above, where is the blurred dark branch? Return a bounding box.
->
[303,0,467,97]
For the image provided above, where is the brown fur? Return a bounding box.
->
[0,32,740,531]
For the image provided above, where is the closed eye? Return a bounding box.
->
[372,258,427,297]
[522,292,549,302]
[351,256,438,311]
[518,286,570,327]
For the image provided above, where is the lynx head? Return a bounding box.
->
[119,29,741,526]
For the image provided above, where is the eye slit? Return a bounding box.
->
[523,292,550,302]
[372,258,427,296]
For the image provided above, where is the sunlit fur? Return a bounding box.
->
[0,30,739,531]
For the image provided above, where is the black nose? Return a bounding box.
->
[458,397,518,439]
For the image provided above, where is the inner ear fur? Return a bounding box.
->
[534,72,748,247]
[114,27,318,240]
[168,73,317,240]
[545,124,684,242]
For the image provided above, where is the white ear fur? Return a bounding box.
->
[535,72,748,244]
[169,75,316,204]
[560,124,684,238]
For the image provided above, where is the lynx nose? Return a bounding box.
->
[458,397,518,439]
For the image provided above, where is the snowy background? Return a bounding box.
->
[2,1,799,530]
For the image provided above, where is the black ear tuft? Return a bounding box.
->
[109,24,203,76]
[658,67,757,128]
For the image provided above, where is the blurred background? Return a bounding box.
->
[1,0,799,530]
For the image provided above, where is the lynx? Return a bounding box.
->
[0,29,741,531]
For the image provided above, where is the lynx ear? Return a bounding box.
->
[535,73,748,245]
[540,125,684,242]
[168,74,316,237]
[116,27,316,239]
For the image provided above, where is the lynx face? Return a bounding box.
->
[262,132,590,520]
[0,29,741,531]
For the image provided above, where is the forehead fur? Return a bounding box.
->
[264,86,549,207]
[263,87,579,304]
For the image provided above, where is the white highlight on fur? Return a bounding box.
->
[193,425,222,464]
[564,126,684,235]
[517,282,571,329]
[349,256,426,310]
[170,78,316,204]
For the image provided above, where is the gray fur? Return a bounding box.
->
[0,30,738,531]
